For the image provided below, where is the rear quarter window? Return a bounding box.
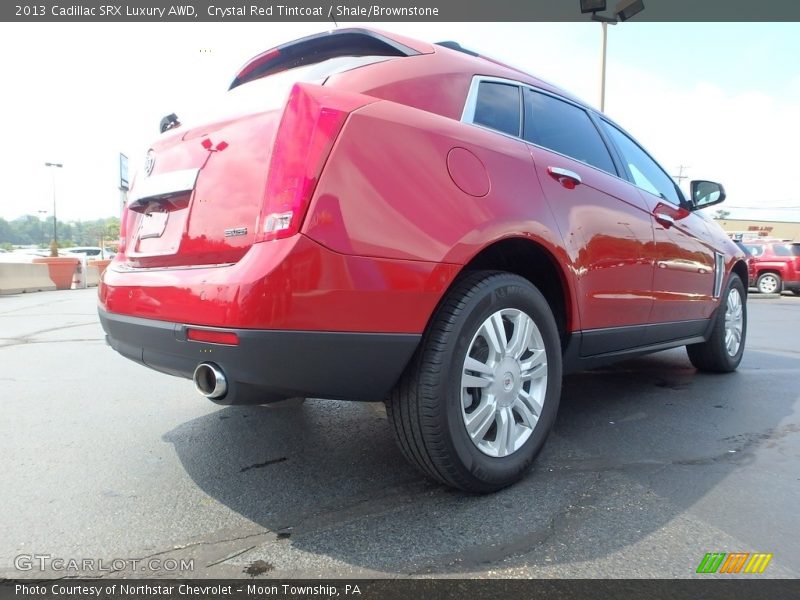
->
[470,81,521,137]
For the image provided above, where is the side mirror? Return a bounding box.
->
[690,180,726,210]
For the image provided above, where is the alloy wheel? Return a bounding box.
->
[460,309,548,458]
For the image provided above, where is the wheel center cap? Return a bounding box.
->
[502,372,514,392]
[494,358,521,408]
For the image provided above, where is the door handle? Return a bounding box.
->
[654,212,675,228]
[547,166,582,189]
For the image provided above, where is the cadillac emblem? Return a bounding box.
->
[144,150,156,177]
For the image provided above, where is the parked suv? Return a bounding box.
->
[742,240,800,294]
[99,29,749,492]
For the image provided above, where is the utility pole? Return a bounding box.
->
[674,165,690,186]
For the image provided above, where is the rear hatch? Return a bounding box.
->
[787,243,800,275]
[122,29,421,269]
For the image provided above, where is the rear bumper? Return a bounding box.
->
[99,308,419,403]
[99,234,459,334]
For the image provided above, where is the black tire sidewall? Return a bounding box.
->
[436,275,562,489]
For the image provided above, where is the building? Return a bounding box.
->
[715,219,800,242]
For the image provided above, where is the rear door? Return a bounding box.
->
[597,119,717,324]
[520,87,655,345]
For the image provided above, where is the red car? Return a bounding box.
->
[99,29,749,492]
[742,240,800,295]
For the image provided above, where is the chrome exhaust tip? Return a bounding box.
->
[193,363,228,400]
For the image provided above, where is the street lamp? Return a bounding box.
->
[580,0,646,112]
[44,162,63,257]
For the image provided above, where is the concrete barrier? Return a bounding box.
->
[86,265,100,287]
[0,263,57,294]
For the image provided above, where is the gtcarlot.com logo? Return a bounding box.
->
[14,554,194,573]
[696,552,773,574]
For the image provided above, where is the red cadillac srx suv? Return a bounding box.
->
[99,29,749,492]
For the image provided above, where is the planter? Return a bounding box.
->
[88,259,112,276]
[33,257,80,290]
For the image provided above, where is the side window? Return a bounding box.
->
[523,89,616,175]
[773,245,792,257]
[471,81,521,137]
[744,244,763,257]
[599,120,680,204]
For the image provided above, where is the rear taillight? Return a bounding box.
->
[117,201,131,256]
[255,83,374,243]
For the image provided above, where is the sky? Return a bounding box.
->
[0,21,798,223]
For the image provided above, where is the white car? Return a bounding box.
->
[63,247,115,260]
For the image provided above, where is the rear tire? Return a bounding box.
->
[687,274,746,373]
[756,272,781,294]
[386,271,562,493]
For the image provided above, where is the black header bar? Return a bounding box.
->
[3,0,800,22]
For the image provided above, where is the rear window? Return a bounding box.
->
[178,56,388,130]
[523,89,616,175]
[773,244,800,256]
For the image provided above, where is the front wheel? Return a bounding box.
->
[756,272,781,294]
[387,271,562,493]
[686,274,746,372]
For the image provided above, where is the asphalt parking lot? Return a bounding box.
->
[1,289,798,579]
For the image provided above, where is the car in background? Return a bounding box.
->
[64,246,115,261]
[732,239,756,287]
[742,240,800,294]
[99,28,750,493]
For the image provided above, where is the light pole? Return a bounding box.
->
[44,162,63,257]
[599,19,616,112]
[581,0,646,112]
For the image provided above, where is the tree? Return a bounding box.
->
[713,209,731,220]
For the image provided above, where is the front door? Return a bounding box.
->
[597,119,716,324]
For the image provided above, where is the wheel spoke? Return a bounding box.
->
[513,396,539,428]
[465,400,496,441]
[517,387,543,417]
[507,314,532,359]
[480,316,505,355]
[519,349,547,381]
[464,356,494,375]
[495,407,512,455]
[462,372,492,389]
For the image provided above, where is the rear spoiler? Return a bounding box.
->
[230,28,426,90]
